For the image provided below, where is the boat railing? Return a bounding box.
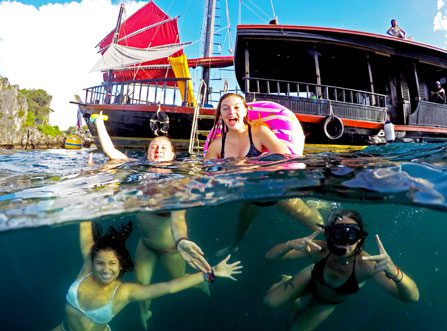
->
[83,78,192,107]
[208,77,242,105]
[408,100,447,128]
[243,77,388,122]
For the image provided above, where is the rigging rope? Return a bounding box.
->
[238,0,242,25]
[242,0,270,22]
[224,0,233,53]
[269,0,277,21]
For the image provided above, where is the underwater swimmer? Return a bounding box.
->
[52,221,241,331]
[264,209,419,331]
[92,115,212,329]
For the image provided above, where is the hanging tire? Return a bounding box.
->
[150,110,170,136]
[323,116,344,140]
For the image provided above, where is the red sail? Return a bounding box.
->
[98,1,182,82]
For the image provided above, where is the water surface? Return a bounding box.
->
[0,143,446,330]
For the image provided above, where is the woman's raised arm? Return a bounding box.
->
[124,255,242,303]
[363,235,419,302]
[94,113,129,161]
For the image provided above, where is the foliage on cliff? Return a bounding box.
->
[19,88,62,137]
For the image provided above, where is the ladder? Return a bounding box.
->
[188,80,215,155]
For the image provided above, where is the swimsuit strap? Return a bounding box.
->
[246,124,263,157]
[221,124,260,158]
[110,283,121,299]
[248,125,254,146]
[81,271,94,281]
[220,129,227,159]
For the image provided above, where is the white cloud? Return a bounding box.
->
[0,0,143,130]
[433,0,447,45]
[433,11,447,31]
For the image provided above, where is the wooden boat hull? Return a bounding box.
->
[79,103,215,150]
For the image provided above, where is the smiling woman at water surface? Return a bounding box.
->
[264,210,419,331]
[51,220,242,331]
[91,111,175,163]
[205,93,291,159]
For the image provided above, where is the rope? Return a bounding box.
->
[241,1,269,22]
[238,0,242,25]
[269,0,277,20]
[242,0,271,22]
[224,0,234,53]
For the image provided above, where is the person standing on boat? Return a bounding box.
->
[430,81,446,104]
[172,93,323,266]
[264,209,419,331]
[386,19,406,39]
[91,114,213,329]
[52,221,241,331]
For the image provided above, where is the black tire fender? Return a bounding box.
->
[323,116,344,140]
[150,110,170,136]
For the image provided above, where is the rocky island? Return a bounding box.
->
[0,76,93,149]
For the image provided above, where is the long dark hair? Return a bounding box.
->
[208,93,250,145]
[91,221,134,277]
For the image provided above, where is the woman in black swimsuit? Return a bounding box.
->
[264,210,419,331]
[205,93,290,159]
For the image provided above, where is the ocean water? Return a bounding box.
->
[0,144,446,330]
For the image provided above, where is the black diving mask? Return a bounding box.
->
[325,223,367,246]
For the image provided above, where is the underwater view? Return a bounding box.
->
[1,143,447,331]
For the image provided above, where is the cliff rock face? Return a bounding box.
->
[0,76,92,149]
[0,77,28,147]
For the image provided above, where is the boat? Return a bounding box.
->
[73,0,234,151]
[74,1,447,153]
[234,24,447,144]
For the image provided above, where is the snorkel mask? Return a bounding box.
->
[322,222,368,256]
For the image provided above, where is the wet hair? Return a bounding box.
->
[91,221,134,277]
[208,93,249,144]
[391,19,396,25]
[326,209,367,254]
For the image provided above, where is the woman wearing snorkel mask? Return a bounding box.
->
[264,209,419,331]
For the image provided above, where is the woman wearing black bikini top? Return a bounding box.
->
[205,93,290,159]
[264,210,419,331]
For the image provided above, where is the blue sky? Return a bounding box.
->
[0,0,446,129]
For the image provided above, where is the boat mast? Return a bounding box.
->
[201,0,216,104]
[107,3,125,83]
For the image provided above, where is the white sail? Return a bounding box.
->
[90,42,190,72]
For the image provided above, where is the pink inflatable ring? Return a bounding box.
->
[204,101,305,156]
